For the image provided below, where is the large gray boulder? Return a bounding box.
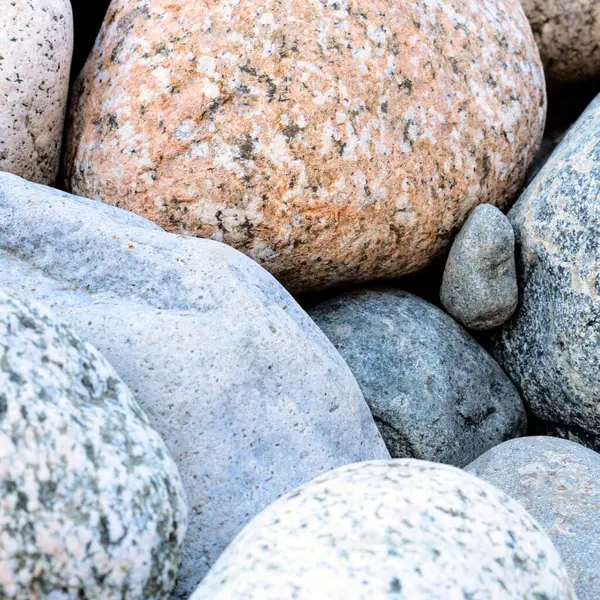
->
[191,460,575,599]
[0,288,187,599]
[0,172,389,598]
[309,290,526,468]
[492,94,600,449]
[466,436,600,600]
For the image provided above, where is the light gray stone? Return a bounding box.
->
[0,288,187,599]
[440,204,518,330]
[492,94,600,449]
[466,436,600,600]
[0,172,389,598]
[308,290,526,468]
[191,459,576,599]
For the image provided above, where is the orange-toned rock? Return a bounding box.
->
[64,0,545,293]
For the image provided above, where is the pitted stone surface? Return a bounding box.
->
[0,172,389,598]
[64,0,545,292]
[0,0,73,184]
[467,436,600,600]
[522,0,600,88]
[0,288,187,599]
[191,460,575,599]
[493,94,600,449]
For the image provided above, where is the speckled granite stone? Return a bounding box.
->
[0,288,187,599]
[492,94,600,450]
[0,172,389,598]
[191,460,575,599]
[0,0,73,184]
[309,289,526,467]
[441,204,518,330]
[467,436,600,600]
[64,0,545,292]
[522,0,600,88]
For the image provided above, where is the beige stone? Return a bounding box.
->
[65,0,545,293]
[522,0,600,88]
[0,0,73,184]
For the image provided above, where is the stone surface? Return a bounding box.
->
[466,436,600,600]
[492,94,600,450]
[309,289,526,467]
[0,0,73,184]
[191,460,575,599]
[440,204,518,330]
[522,0,600,88]
[64,0,545,292]
[0,288,187,599]
[0,172,389,598]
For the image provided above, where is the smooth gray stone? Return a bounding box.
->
[0,172,389,598]
[440,204,518,330]
[191,460,576,599]
[492,94,600,450]
[309,289,526,468]
[0,288,187,599]
[466,436,600,600]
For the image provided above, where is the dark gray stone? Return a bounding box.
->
[466,436,600,600]
[309,289,526,467]
[440,204,518,330]
[492,94,600,449]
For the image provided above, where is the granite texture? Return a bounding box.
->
[191,459,575,599]
[493,94,600,450]
[440,204,518,330]
[65,0,545,292]
[467,436,600,600]
[0,0,73,184]
[0,288,187,599]
[309,289,526,467]
[522,0,600,88]
[0,172,389,598]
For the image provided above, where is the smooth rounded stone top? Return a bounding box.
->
[492,94,600,449]
[440,204,518,330]
[521,0,600,88]
[466,436,600,600]
[191,459,575,599]
[0,288,187,599]
[309,289,526,468]
[0,0,73,184]
[0,172,389,599]
[64,0,545,293]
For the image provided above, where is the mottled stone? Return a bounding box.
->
[522,0,600,88]
[0,0,73,184]
[440,204,518,330]
[191,460,575,599]
[492,94,600,450]
[309,289,526,468]
[64,0,545,292]
[0,172,389,598]
[0,288,187,599]
[467,436,600,600]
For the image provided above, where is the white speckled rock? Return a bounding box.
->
[0,172,389,598]
[191,460,575,599]
[0,0,73,184]
[0,288,187,599]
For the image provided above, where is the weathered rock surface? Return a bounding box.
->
[65,0,545,292]
[191,460,575,599]
[0,288,187,599]
[309,290,526,467]
[493,94,600,450]
[0,0,73,184]
[522,0,600,87]
[467,436,600,600]
[440,204,518,330]
[0,172,389,598]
